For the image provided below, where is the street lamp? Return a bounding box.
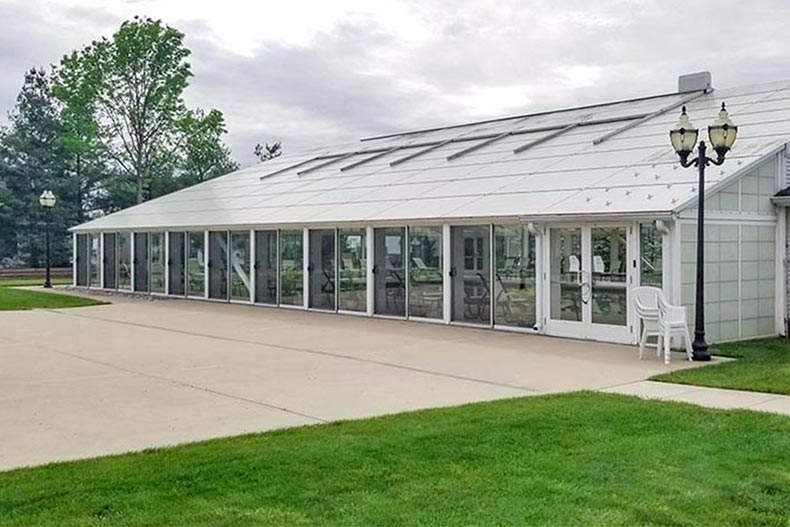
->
[38,190,57,288]
[669,103,738,360]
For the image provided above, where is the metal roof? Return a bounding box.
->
[72,79,790,232]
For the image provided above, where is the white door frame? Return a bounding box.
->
[543,222,636,344]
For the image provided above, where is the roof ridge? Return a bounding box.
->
[360,89,690,143]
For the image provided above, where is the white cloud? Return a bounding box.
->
[2,0,790,166]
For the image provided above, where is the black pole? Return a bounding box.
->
[44,207,52,288]
[691,141,711,360]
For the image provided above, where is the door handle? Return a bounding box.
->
[449,268,457,278]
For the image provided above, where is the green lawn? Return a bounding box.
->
[1,392,789,526]
[0,278,105,311]
[653,338,790,395]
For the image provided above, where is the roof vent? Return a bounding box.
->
[678,71,712,93]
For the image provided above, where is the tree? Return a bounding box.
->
[54,17,192,204]
[177,108,238,187]
[0,69,74,266]
[254,141,282,162]
[53,16,237,206]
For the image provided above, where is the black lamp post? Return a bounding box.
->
[38,190,57,288]
[669,103,738,360]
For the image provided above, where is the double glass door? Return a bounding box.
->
[546,225,632,342]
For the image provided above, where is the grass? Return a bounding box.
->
[0,277,105,311]
[653,338,790,395]
[1,392,789,526]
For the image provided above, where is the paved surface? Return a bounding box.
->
[1,290,707,470]
[603,380,790,415]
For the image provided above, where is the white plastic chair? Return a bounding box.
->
[593,255,605,273]
[632,286,660,359]
[656,292,693,364]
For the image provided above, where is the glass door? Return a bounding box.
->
[545,225,632,342]
[450,225,491,325]
[133,232,149,292]
[102,233,117,289]
[374,227,406,316]
[309,229,336,310]
[168,232,186,296]
[149,233,166,293]
[254,230,278,304]
[208,231,229,300]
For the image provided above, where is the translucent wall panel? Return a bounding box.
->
[338,229,366,312]
[681,222,776,342]
[88,234,100,287]
[309,229,336,310]
[187,232,205,297]
[168,232,186,295]
[591,227,627,326]
[133,233,149,292]
[255,230,278,304]
[208,231,229,300]
[279,230,304,306]
[408,226,442,319]
[150,232,166,293]
[549,228,582,322]
[451,225,491,324]
[374,227,406,316]
[75,234,88,286]
[230,231,251,301]
[640,223,662,287]
[103,233,117,289]
[494,225,536,327]
[118,233,132,290]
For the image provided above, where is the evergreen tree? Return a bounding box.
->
[0,69,74,266]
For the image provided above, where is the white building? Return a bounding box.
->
[70,72,790,345]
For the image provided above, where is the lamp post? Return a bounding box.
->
[38,190,57,288]
[669,103,738,360]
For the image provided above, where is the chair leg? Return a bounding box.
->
[639,324,647,360]
[684,327,693,361]
[663,330,671,365]
[656,332,662,359]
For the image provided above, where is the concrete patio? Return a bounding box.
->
[0,292,707,470]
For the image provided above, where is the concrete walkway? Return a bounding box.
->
[1,290,710,470]
[603,380,790,415]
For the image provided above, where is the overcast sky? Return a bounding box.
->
[2,0,790,166]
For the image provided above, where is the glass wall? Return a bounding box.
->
[168,232,186,296]
[133,232,149,292]
[118,232,132,290]
[208,231,229,300]
[494,225,536,327]
[150,232,166,293]
[374,227,406,316]
[187,232,205,297]
[103,233,117,289]
[549,228,582,321]
[255,230,278,304]
[591,227,627,326]
[408,226,442,319]
[451,225,491,324]
[75,234,88,286]
[640,223,663,287]
[230,231,251,301]
[279,230,304,306]
[309,229,336,310]
[88,234,100,287]
[338,229,366,312]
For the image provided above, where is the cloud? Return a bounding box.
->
[2,0,790,167]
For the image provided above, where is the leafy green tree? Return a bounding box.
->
[53,16,237,206]
[55,17,192,204]
[0,69,75,266]
[177,108,238,187]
